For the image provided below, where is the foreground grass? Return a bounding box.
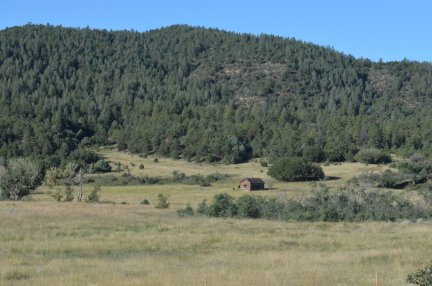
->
[1,201,431,286]
[2,150,404,285]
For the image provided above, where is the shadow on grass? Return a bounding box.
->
[324,176,341,181]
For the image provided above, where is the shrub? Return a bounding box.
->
[52,189,63,202]
[153,158,159,163]
[206,193,237,217]
[407,262,432,285]
[139,164,144,170]
[63,186,74,202]
[86,184,101,203]
[236,195,262,218]
[5,270,30,280]
[0,158,42,200]
[140,198,150,205]
[378,170,405,188]
[91,159,112,173]
[155,194,170,209]
[410,153,426,163]
[182,173,229,187]
[355,148,392,164]
[268,157,324,182]
[177,203,195,217]
[196,199,209,215]
[194,183,429,222]
[172,170,186,182]
[395,160,432,175]
[69,149,101,165]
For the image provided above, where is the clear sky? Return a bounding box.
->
[1,0,431,62]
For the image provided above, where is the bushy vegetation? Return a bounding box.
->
[181,173,229,187]
[0,158,42,200]
[88,172,229,187]
[87,174,164,186]
[155,194,170,209]
[268,157,324,181]
[176,203,194,217]
[89,159,112,173]
[2,25,432,167]
[192,184,431,222]
[407,262,432,285]
[69,149,101,166]
[355,154,432,189]
[355,148,391,164]
[393,158,432,176]
[85,184,101,203]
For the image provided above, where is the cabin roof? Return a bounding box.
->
[240,178,264,184]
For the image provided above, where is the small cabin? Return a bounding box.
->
[239,178,265,191]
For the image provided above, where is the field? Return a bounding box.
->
[1,149,430,286]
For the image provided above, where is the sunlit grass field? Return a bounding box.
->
[1,149,428,286]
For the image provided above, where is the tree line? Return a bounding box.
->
[1,24,432,166]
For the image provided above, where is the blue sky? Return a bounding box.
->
[2,0,431,62]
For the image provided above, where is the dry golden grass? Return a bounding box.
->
[1,150,417,285]
[98,147,390,195]
[1,201,431,286]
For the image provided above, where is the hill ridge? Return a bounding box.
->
[1,24,432,164]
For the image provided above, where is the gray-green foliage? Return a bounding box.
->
[177,203,194,217]
[155,194,170,209]
[3,25,432,165]
[355,148,391,164]
[193,183,431,222]
[0,158,41,200]
[90,159,112,173]
[86,184,101,203]
[268,157,325,182]
[407,262,432,285]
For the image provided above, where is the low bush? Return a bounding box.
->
[355,148,392,164]
[86,184,101,203]
[177,203,194,217]
[90,159,112,173]
[89,174,164,186]
[407,262,432,285]
[268,157,324,182]
[202,193,237,217]
[182,173,229,186]
[69,149,101,165]
[140,198,150,205]
[394,160,432,175]
[155,194,170,209]
[191,183,432,222]
[4,270,30,281]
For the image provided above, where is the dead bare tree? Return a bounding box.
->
[77,168,84,202]
[62,162,84,202]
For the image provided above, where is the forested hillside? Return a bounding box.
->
[1,24,432,165]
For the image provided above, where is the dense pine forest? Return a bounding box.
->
[1,24,432,166]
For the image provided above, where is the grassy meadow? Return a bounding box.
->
[1,149,429,286]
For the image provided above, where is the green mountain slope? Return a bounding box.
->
[1,24,432,164]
